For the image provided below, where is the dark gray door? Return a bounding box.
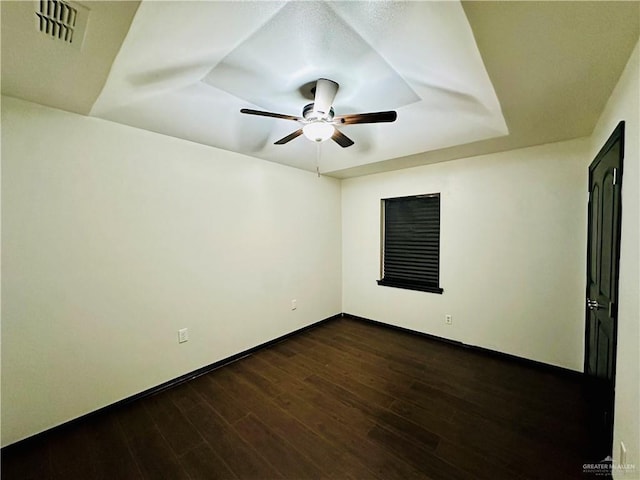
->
[585,121,624,460]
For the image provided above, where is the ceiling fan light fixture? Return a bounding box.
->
[302,121,335,142]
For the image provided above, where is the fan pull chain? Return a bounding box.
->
[316,142,321,178]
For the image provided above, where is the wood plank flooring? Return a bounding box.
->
[1,317,592,479]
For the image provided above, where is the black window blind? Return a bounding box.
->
[378,194,443,294]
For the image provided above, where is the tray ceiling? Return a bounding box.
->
[90,1,507,175]
[2,1,638,177]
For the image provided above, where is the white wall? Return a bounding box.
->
[590,41,639,477]
[342,137,591,371]
[0,96,342,446]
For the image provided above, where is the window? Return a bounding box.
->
[377,193,443,294]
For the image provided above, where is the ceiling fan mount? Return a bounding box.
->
[240,78,397,148]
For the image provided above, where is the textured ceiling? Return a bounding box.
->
[90,1,508,175]
[0,0,140,115]
[2,1,638,178]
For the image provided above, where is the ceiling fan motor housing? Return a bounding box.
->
[303,103,334,121]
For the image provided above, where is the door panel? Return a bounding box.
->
[600,169,616,298]
[584,121,624,461]
[589,185,600,282]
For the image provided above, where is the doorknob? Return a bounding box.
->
[587,299,606,310]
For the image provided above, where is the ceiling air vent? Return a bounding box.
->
[35,0,88,49]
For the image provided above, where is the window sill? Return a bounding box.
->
[377,279,443,294]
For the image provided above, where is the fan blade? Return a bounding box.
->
[240,109,302,122]
[334,111,397,125]
[274,129,304,145]
[313,79,339,118]
[331,129,354,148]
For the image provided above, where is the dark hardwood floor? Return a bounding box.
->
[2,316,593,479]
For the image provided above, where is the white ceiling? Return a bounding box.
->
[2,1,639,178]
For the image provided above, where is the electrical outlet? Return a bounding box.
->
[291,299,297,311]
[445,314,452,325]
[178,328,189,343]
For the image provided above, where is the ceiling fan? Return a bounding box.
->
[240,78,397,147]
